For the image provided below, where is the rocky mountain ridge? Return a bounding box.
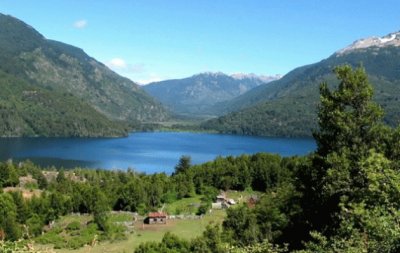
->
[0,13,169,136]
[337,31,400,54]
[144,72,279,116]
[203,30,400,137]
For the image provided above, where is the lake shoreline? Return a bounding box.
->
[0,132,316,173]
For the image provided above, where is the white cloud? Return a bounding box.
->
[73,19,88,29]
[105,59,165,84]
[108,58,127,68]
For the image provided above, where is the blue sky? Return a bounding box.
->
[1,1,400,83]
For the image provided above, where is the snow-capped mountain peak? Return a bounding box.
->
[337,31,400,55]
[231,73,282,82]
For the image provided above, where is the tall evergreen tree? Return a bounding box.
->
[314,65,384,157]
[298,65,387,236]
[174,155,192,175]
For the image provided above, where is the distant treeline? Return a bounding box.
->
[0,150,297,241]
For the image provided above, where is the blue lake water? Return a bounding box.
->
[0,132,316,173]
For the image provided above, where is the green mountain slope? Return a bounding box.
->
[203,32,400,137]
[143,72,278,117]
[0,70,127,137]
[0,13,168,128]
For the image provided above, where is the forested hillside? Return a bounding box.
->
[0,70,127,137]
[0,13,169,137]
[204,34,400,137]
[143,72,277,117]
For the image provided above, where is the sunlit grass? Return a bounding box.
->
[40,210,226,253]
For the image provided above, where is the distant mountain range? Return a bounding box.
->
[3,13,400,138]
[0,14,168,137]
[143,72,280,116]
[202,31,400,137]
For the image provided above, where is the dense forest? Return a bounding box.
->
[0,70,129,137]
[202,46,400,137]
[2,65,400,252]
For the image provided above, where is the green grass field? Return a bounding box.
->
[33,191,253,252]
[164,195,203,214]
[36,210,226,253]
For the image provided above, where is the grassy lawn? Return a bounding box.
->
[164,195,204,214]
[108,213,134,223]
[41,210,226,253]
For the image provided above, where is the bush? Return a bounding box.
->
[26,214,44,237]
[66,221,80,231]
[197,202,211,215]
[35,230,64,246]
[107,223,127,242]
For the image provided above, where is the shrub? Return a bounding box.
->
[66,221,80,231]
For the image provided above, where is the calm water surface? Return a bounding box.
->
[0,132,316,173]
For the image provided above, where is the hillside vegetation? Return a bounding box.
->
[0,70,127,137]
[143,72,277,117]
[0,13,169,137]
[204,45,400,137]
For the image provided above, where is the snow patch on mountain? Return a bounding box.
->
[231,73,282,82]
[337,31,400,55]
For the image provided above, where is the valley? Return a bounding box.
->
[1,3,400,253]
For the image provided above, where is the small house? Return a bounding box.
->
[147,212,168,224]
[212,192,236,209]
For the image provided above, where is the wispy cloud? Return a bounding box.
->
[105,58,165,84]
[108,58,127,68]
[73,19,88,29]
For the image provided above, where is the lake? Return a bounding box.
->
[0,132,316,173]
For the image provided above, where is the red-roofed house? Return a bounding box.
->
[147,212,168,224]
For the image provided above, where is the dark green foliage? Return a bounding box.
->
[147,173,169,208]
[0,70,128,137]
[223,205,261,246]
[114,178,147,212]
[135,226,225,253]
[26,214,44,237]
[0,193,21,240]
[291,65,400,252]
[9,191,28,224]
[196,202,211,215]
[204,46,400,137]
[189,154,295,193]
[0,161,19,187]
[65,221,80,231]
[198,186,218,202]
[314,65,384,157]
[173,173,195,199]
[203,97,317,137]
[92,187,110,232]
[174,155,192,175]
[296,66,388,236]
